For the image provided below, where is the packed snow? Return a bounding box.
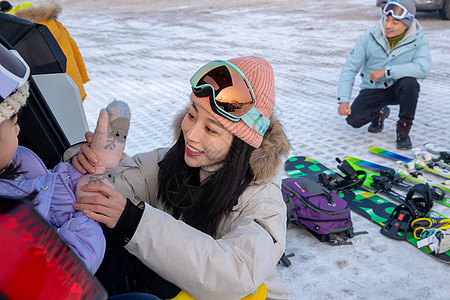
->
[19,0,450,298]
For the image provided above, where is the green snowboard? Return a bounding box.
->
[284,156,450,264]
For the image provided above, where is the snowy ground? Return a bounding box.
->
[21,0,450,298]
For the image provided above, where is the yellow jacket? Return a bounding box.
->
[14,2,89,101]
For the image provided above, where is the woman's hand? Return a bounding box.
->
[72,131,126,174]
[74,183,127,228]
[72,132,98,174]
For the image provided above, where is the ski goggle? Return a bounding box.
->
[0,43,30,101]
[383,2,415,21]
[190,60,270,136]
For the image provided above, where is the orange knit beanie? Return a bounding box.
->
[190,56,275,148]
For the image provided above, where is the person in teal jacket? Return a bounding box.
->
[337,0,431,149]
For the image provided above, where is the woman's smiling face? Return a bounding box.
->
[181,103,233,168]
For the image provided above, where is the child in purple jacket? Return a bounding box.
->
[0,44,105,273]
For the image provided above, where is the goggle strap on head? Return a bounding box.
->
[0,45,30,101]
[404,12,415,21]
[241,106,270,136]
[0,72,19,100]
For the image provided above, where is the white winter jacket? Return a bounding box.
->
[113,115,291,300]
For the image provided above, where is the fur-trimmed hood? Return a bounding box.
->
[172,106,291,183]
[13,1,61,22]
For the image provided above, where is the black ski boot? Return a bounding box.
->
[396,120,412,150]
[368,107,390,133]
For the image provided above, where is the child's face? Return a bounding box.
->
[0,115,20,170]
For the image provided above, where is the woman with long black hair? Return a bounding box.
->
[73,56,291,300]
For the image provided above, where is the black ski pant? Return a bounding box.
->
[346,77,420,128]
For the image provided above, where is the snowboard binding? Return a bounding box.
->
[373,168,444,201]
[405,183,434,219]
[371,175,394,193]
[380,204,416,240]
[439,151,450,164]
[378,169,405,185]
[381,183,434,240]
[317,158,366,192]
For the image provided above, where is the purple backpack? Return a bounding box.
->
[282,177,355,245]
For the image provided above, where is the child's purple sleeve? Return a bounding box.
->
[50,163,105,273]
[58,211,106,273]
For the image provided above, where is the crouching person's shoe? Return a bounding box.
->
[368,107,390,133]
[396,120,412,150]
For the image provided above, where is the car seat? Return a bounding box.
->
[0,13,88,168]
